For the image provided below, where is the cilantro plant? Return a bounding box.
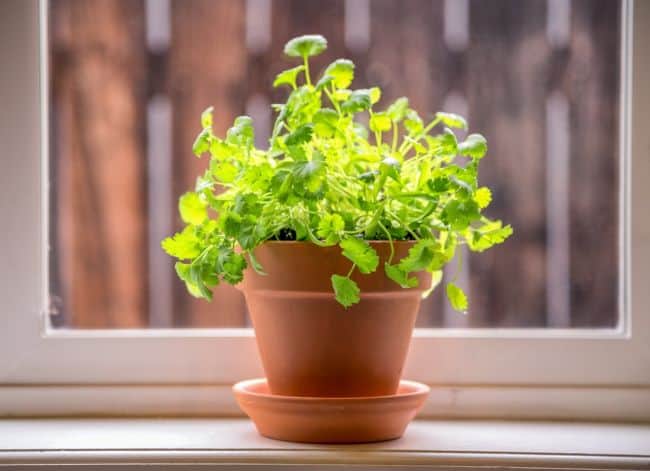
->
[162,34,512,311]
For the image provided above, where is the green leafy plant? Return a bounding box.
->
[162,34,512,310]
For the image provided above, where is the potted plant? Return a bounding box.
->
[162,34,512,399]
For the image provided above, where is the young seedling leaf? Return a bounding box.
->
[273,65,305,89]
[369,112,392,133]
[226,116,255,148]
[458,133,488,159]
[201,106,214,129]
[323,59,355,88]
[341,89,373,114]
[387,97,409,122]
[436,111,468,130]
[192,128,211,157]
[284,34,328,58]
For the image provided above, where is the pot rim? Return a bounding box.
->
[233,378,430,402]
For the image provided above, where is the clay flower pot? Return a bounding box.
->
[238,241,431,397]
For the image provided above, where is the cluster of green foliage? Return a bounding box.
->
[162,34,512,310]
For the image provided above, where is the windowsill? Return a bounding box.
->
[1,418,648,469]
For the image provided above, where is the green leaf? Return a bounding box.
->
[161,226,201,259]
[434,128,458,156]
[179,192,207,225]
[331,274,360,308]
[192,128,211,157]
[380,156,401,181]
[221,211,242,237]
[176,262,213,300]
[292,150,324,179]
[387,97,409,122]
[313,108,338,137]
[217,249,247,284]
[284,34,328,58]
[340,238,379,274]
[285,123,313,146]
[237,221,264,250]
[273,65,305,89]
[436,112,468,130]
[209,138,234,159]
[442,199,480,231]
[315,74,334,91]
[475,187,492,209]
[369,87,381,105]
[201,106,213,129]
[342,89,373,114]
[317,213,345,245]
[458,133,488,159]
[369,112,391,133]
[428,176,450,193]
[226,116,255,148]
[323,59,355,88]
[385,263,418,288]
[398,239,438,273]
[446,282,468,313]
[466,221,513,252]
[404,109,424,134]
[210,160,238,183]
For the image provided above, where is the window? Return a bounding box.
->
[0,0,648,419]
[48,0,620,329]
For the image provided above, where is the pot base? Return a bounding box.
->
[233,378,430,444]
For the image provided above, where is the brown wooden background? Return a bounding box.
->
[48,0,620,329]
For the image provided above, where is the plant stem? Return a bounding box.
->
[399,117,441,154]
[451,242,463,282]
[377,221,395,263]
[303,55,312,87]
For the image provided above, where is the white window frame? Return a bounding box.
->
[0,0,648,419]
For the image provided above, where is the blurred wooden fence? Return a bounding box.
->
[49,0,620,328]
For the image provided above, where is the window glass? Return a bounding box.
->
[48,0,620,328]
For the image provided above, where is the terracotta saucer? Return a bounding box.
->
[233,378,430,444]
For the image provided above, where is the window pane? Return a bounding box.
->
[48,0,620,329]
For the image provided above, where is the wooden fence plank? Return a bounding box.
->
[565,0,619,327]
[466,0,550,327]
[168,0,248,327]
[50,0,148,328]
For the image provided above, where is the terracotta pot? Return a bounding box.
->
[238,241,431,397]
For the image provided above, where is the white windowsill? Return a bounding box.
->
[1,418,648,469]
